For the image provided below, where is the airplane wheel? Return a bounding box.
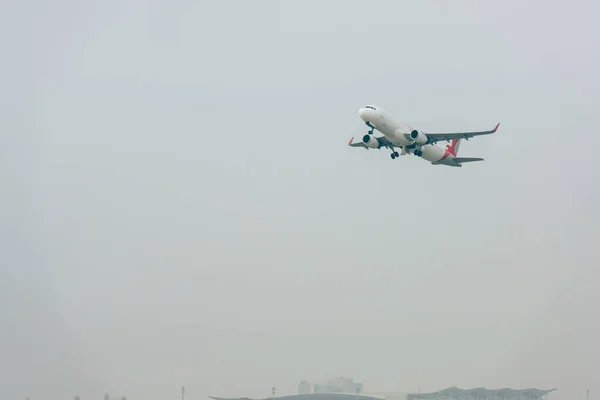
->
[394,152,399,157]
[390,153,396,160]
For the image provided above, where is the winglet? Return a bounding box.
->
[348,137,354,146]
[493,123,500,132]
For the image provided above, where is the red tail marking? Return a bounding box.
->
[445,139,459,157]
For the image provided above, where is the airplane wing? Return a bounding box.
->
[348,137,367,148]
[348,136,395,149]
[425,123,500,144]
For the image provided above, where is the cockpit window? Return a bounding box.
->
[365,106,377,110]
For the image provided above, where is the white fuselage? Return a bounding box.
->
[359,106,455,165]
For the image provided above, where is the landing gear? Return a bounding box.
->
[390,151,399,160]
[414,150,423,157]
[365,122,375,135]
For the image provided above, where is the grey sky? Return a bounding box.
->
[2,1,599,399]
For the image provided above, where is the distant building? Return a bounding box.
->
[104,393,128,400]
[299,382,312,395]
[298,377,363,395]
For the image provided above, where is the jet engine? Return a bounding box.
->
[362,134,379,148]
[410,130,428,144]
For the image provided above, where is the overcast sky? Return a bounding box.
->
[2,1,599,400]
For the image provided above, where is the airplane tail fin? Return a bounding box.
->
[446,138,461,156]
[445,138,485,165]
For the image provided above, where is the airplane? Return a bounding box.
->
[348,105,499,167]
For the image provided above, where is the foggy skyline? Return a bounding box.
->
[2,1,599,400]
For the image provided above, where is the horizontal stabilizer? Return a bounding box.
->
[454,157,484,163]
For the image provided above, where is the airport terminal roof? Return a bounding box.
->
[406,388,557,400]
[210,394,385,400]
[210,388,557,400]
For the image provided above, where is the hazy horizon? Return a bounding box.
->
[2,1,599,400]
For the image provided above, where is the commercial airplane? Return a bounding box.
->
[348,105,499,167]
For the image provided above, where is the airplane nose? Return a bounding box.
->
[359,108,371,121]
